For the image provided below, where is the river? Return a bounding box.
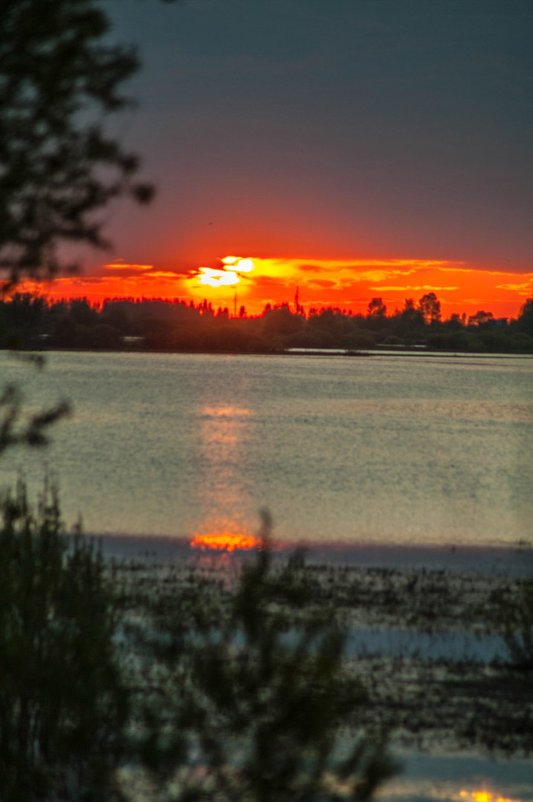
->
[1,350,531,548]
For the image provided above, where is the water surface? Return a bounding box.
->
[1,351,531,546]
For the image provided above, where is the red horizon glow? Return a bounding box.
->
[13,254,533,319]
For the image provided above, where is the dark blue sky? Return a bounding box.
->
[103,0,532,276]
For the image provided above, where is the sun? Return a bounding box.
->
[188,256,256,294]
[222,256,254,273]
[198,267,240,288]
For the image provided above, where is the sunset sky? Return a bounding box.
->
[37,0,533,317]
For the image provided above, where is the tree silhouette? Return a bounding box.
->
[0,0,160,454]
[468,310,495,328]
[418,292,441,325]
[0,0,154,291]
[367,297,387,318]
[400,298,422,323]
[0,6,156,799]
[517,298,533,336]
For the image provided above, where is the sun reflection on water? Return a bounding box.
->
[190,402,256,548]
[456,790,522,802]
[201,406,251,417]
[381,780,526,802]
[190,531,261,552]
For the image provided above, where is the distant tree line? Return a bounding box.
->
[2,292,533,354]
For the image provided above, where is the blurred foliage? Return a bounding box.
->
[0,478,128,801]
[0,0,154,291]
[0,0,158,464]
[0,0,158,456]
[0,371,70,457]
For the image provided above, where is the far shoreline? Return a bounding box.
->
[97,532,533,577]
[3,345,533,359]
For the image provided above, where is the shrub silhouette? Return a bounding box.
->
[0,478,128,802]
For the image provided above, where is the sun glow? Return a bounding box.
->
[14,252,532,319]
[184,256,257,299]
[180,255,533,317]
[190,532,261,552]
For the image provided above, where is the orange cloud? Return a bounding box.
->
[497,279,533,296]
[372,285,460,292]
[16,254,533,319]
